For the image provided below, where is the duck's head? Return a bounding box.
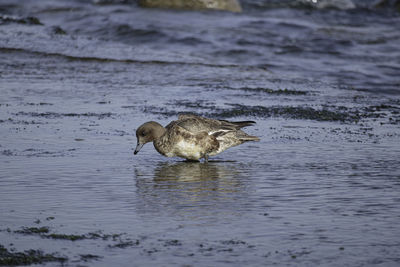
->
[134,121,165,155]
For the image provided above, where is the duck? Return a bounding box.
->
[134,114,260,162]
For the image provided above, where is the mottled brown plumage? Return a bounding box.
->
[134,114,260,161]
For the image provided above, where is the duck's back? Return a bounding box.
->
[168,114,256,135]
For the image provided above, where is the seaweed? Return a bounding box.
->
[208,104,359,122]
[79,254,102,262]
[230,87,309,95]
[13,227,122,241]
[14,227,50,235]
[0,245,67,266]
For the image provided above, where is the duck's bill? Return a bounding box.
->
[134,143,144,155]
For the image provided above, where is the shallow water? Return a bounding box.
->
[1,0,400,266]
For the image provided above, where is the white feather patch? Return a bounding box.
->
[173,140,202,159]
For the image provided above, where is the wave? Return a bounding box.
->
[241,0,399,11]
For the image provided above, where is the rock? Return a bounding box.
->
[138,0,242,12]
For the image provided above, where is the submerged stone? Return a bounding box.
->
[138,0,242,12]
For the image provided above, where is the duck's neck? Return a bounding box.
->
[152,125,168,156]
[153,123,167,141]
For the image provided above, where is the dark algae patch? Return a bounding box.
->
[15,111,114,119]
[79,254,103,262]
[144,104,364,122]
[0,244,67,266]
[13,227,122,241]
[108,239,140,249]
[163,239,182,247]
[0,15,42,25]
[5,226,131,264]
[1,148,77,158]
[220,239,247,245]
[13,226,80,240]
[50,25,67,35]
[209,104,360,122]
[167,99,216,109]
[46,233,87,241]
[14,227,50,234]
[230,87,309,95]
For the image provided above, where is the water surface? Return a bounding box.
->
[1,0,400,266]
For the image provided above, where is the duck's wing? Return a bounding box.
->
[172,114,256,136]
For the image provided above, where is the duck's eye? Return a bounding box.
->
[141,131,146,136]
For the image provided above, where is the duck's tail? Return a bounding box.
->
[223,120,256,129]
[240,135,260,142]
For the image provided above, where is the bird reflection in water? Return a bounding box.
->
[155,161,237,181]
[134,161,244,213]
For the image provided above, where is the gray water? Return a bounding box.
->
[1,0,400,266]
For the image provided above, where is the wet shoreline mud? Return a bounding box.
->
[1,0,400,266]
